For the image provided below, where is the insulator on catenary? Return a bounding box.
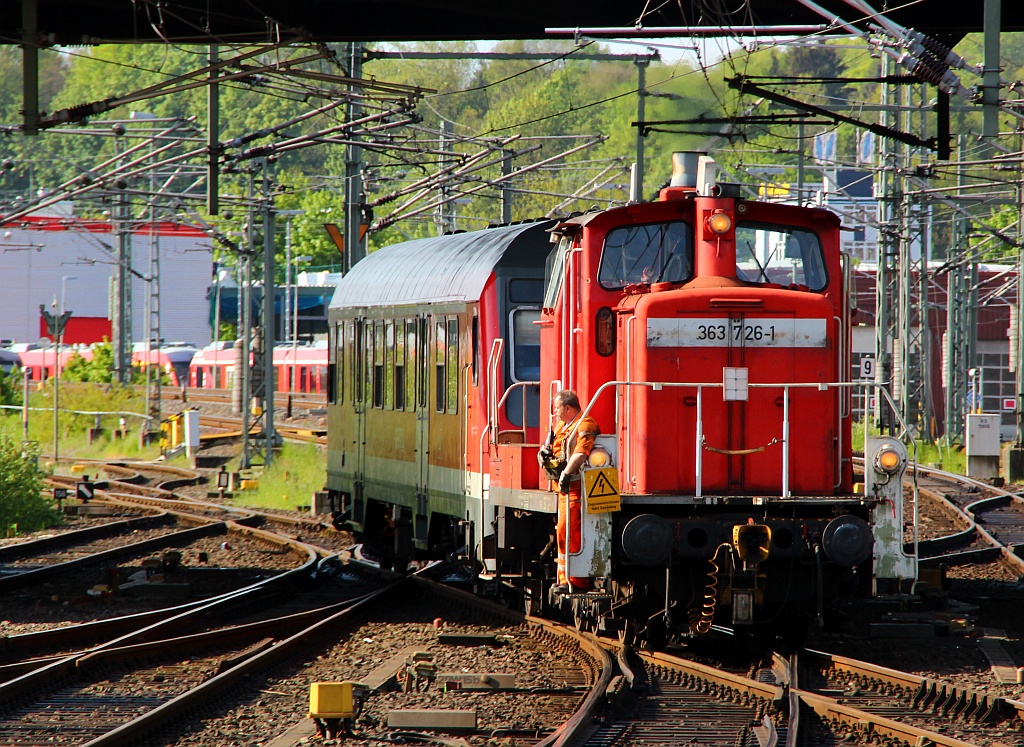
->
[907,28,975,74]
[897,53,966,96]
[908,57,945,87]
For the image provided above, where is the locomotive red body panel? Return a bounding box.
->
[621,287,842,496]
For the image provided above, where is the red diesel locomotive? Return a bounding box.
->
[326,152,916,645]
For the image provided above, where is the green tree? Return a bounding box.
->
[0,368,22,407]
[62,345,113,383]
[0,434,55,534]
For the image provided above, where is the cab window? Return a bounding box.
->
[735,222,827,290]
[543,235,572,309]
[598,221,693,289]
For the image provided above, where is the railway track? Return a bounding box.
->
[0,568,607,747]
[8,455,1024,745]
[791,647,1024,744]
[198,414,326,445]
[166,388,326,411]
[911,465,1024,576]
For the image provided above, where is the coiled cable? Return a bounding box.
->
[688,543,730,635]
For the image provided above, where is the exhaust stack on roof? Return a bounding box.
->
[669,151,708,188]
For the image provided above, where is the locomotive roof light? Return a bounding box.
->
[708,211,732,235]
[702,209,733,241]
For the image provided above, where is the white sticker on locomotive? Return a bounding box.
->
[647,318,828,348]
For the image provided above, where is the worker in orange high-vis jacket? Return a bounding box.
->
[538,389,599,595]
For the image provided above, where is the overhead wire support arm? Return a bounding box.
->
[724,75,938,152]
[33,44,326,130]
[372,136,605,230]
[544,25,829,37]
[633,113,832,137]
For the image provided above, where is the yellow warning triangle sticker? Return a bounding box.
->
[588,470,618,498]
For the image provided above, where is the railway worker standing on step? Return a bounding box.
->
[539,390,600,595]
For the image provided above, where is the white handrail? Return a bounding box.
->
[782,386,790,497]
[494,380,541,442]
[562,246,583,391]
[486,338,504,437]
[577,379,913,497]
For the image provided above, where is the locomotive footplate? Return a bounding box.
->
[559,591,613,599]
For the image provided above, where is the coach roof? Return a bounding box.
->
[330,220,555,308]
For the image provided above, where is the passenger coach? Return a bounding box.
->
[326,221,551,559]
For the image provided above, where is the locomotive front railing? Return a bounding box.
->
[582,379,913,499]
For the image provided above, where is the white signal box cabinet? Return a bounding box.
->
[966,413,1000,478]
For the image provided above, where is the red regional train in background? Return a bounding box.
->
[12,341,329,395]
[188,343,329,394]
[17,345,198,387]
[326,152,917,647]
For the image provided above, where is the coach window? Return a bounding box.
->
[395,320,406,410]
[328,323,339,404]
[370,323,377,405]
[373,321,385,408]
[352,320,364,405]
[405,320,417,411]
[599,221,692,289]
[385,321,395,409]
[735,223,827,291]
[364,324,372,405]
[471,315,479,387]
[418,317,429,408]
[344,323,349,404]
[365,321,374,406]
[435,320,446,413]
[446,318,459,415]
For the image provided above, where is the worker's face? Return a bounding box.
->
[554,399,571,418]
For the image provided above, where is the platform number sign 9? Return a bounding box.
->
[859,355,875,381]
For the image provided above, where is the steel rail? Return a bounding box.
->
[800,648,1018,723]
[911,463,1024,575]
[77,572,599,747]
[792,689,987,747]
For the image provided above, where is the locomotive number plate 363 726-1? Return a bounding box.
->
[646,317,828,348]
